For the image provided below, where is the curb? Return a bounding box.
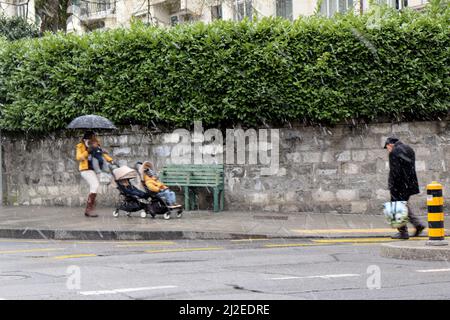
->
[0,227,398,241]
[380,240,450,261]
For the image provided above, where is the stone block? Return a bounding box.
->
[352,150,367,162]
[366,150,384,161]
[336,189,358,201]
[37,186,47,195]
[342,163,359,174]
[360,162,377,174]
[415,147,431,158]
[113,147,131,156]
[263,204,280,212]
[370,124,391,134]
[316,168,338,176]
[47,186,60,196]
[351,201,368,213]
[336,151,351,162]
[312,189,335,202]
[392,123,409,133]
[281,205,299,212]
[31,198,42,206]
[358,189,373,200]
[376,189,390,200]
[427,159,443,171]
[286,152,302,163]
[321,151,335,163]
[416,161,426,172]
[302,152,321,163]
[153,146,172,157]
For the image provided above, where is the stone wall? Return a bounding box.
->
[2,121,449,214]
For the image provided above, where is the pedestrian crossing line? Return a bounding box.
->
[53,254,97,260]
[416,268,450,273]
[264,243,324,248]
[79,285,178,296]
[145,247,224,254]
[0,248,64,254]
[268,274,361,281]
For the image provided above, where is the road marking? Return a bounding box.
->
[313,238,395,243]
[79,285,178,296]
[416,268,450,273]
[53,254,97,260]
[116,242,175,248]
[292,228,395,234]
[269,274,361,280]
[264,243,323,248]
[231,239,270,242]
[145,247,224,254]
[0,248,64,254]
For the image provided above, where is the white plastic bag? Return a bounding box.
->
[383,201,409,228]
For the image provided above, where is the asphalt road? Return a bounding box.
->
[0,237,449,300]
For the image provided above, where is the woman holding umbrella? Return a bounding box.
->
[76,131,114,217]
[68,115,117,218]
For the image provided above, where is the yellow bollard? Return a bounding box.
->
[426,181,448,246]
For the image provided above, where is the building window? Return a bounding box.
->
[276,0,293,20]
[211,4,223,20]
[14,0,28,19]
[171,15,179,26]
[234,0,252,21]
[320,0,354,17]
[377,0,408,9]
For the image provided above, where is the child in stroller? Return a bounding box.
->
[136,161,183,217]
[111,165,182,220]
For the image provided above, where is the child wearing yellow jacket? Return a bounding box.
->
[142,162,180,208]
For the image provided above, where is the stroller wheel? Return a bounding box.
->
[140,211,147,219]
[113,209,120,218]
[176,211,183,218]
[163,212,171,220]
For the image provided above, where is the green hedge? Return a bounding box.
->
[0,14,40,41]
[0,4,448,133]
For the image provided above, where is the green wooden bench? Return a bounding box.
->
[160,164,225,212]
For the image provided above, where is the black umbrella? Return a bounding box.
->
[67,115,117,130]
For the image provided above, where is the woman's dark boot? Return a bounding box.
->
[85,193,98,217]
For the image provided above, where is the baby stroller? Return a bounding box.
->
[135,161,183,220]
[111,165,181,220]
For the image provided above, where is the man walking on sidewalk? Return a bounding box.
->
[385,137,426,239]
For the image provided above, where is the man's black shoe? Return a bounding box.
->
[391,232,409,240]
[412,225,426,237]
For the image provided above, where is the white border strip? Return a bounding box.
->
[269,274,360,280]
[416,268,450,273]
[79,285,178,296]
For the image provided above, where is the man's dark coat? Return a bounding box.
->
[389,141,420,201]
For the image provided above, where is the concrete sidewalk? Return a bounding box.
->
[0,206,447,241]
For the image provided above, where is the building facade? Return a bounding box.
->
[0,0,36,23]
[67,0,429,34]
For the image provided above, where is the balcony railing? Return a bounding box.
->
[79,1,116,19]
